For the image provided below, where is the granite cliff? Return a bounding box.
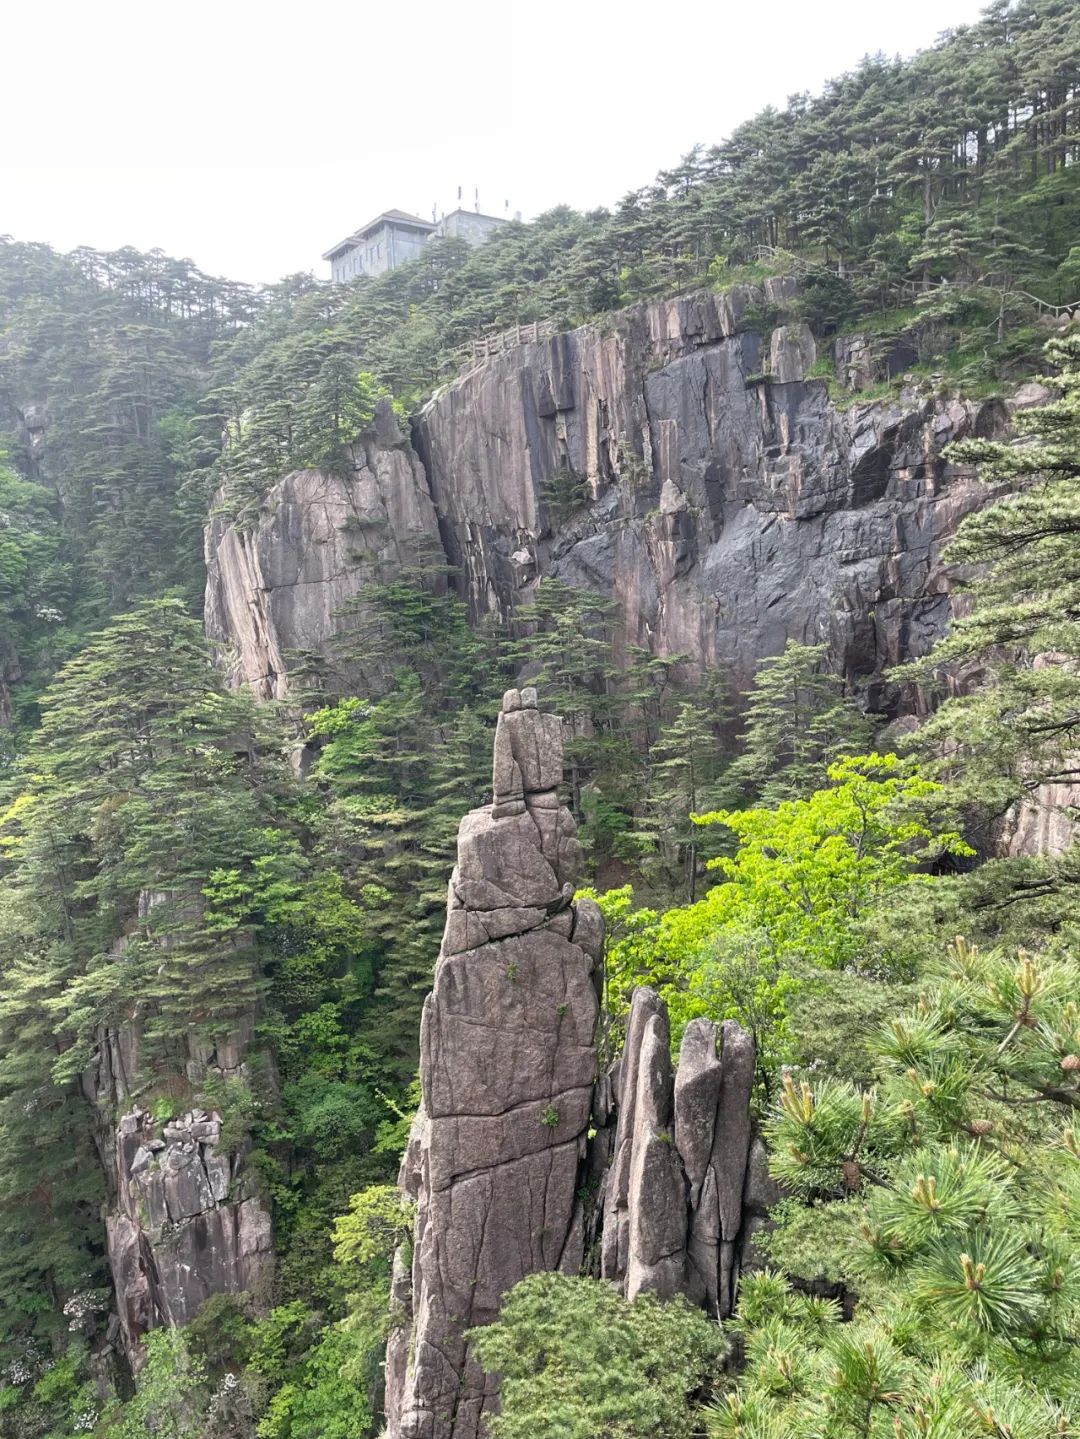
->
[80,893,273,1375]
[205,400,440,699]
[205,283,1010,716]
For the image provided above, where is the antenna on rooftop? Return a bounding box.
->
[475,186,479,213]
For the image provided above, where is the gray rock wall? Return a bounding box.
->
[204,286,1008,725]
[81,894,273,1373]
[413,286,1006,707]
[204,399,441,699]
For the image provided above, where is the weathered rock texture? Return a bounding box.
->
[598,996,756,1318]
[388,696,766,1438]
[206,286,1010,724]
[388,688,604,1439]
[81,895,273,1373]
[204,398,440,699]
[413,286,1008,711]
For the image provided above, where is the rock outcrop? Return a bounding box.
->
[204,398,441,699]
[599,996,756,1318]
[387,694,767,1437]
[413,286,1006,708]
[102,1103,272,1371]
[388,688,604,1439]
[81,895,273,1373]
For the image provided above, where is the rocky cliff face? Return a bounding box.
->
[387,694,769,1437]
[595,991,761,1319]
[80,894,273,1374]
[205,285,1007,720]
[415,285,1005,707]
[204,399,440,699]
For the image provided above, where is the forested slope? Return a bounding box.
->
[0,1,1079,1434]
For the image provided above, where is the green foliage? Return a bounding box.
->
[107,1330,209,1439]
[0,600,304,1340]
[250,1182,413,1439]
[255,1323,373,1439]
[331,1185,413,1271]
[468,1272,724,1439]
[724,642,876,807]
[692,754,972,971]
[635,676,732,901]
[588,753,967,1095]
[0,241,252,725]
[903,336,1080,843]
[722,938,1080,1438]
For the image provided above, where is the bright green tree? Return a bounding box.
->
[687,754,971,971]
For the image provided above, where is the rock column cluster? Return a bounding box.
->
[387,693,765,1438]
[597,991,755,1317]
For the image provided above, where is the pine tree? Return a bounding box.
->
[726,641,876,807]
[0,599,297,1340]
[903,335,1080,826]
[714,937,1080,1439]
[637,682,729,902]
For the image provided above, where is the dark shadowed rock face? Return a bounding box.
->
[413,287,1007,708]
[387,689,604,1439]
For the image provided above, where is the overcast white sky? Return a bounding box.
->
[3,0,990,287]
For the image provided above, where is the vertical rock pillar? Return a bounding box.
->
[387,688,604,1439]
[600,998,755,1319]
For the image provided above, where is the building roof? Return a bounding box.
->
[322,209,436,261]
[440,207,510,225]
[374,208,437,230]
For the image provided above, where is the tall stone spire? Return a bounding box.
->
[386,688,604,1439]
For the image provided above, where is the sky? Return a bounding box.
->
[3,0,991,288]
